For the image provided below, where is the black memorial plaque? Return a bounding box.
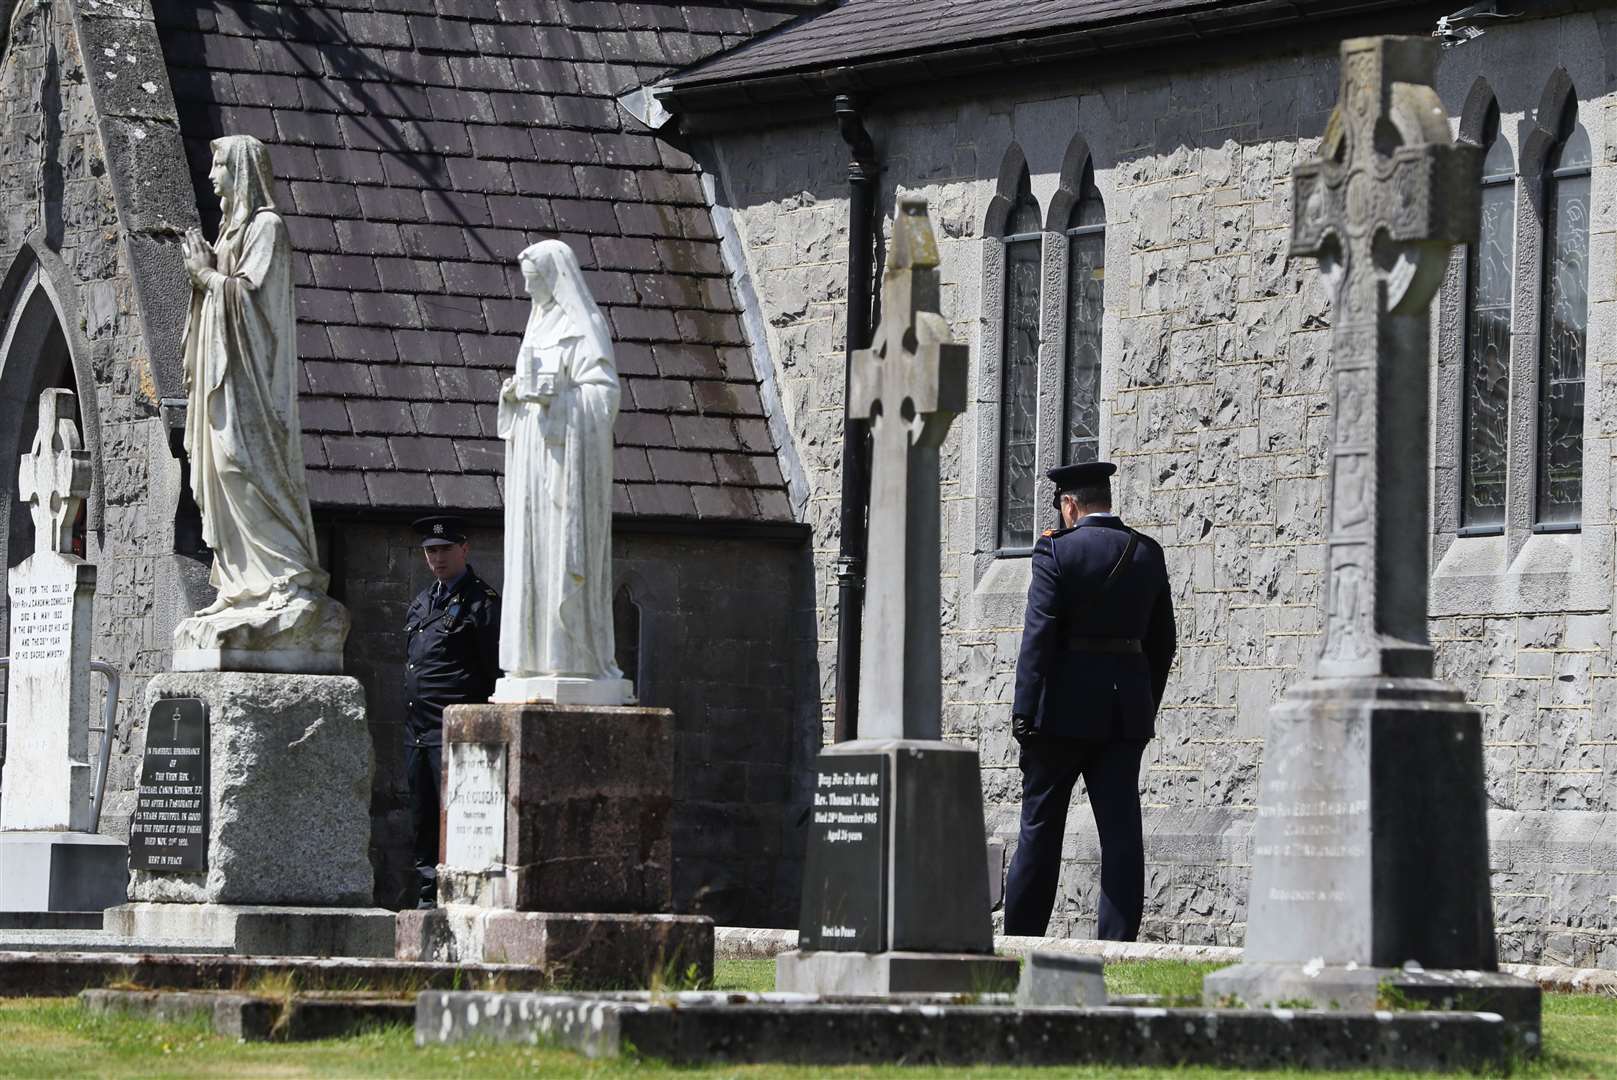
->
[797,753,888,952]
[130,698,209,873]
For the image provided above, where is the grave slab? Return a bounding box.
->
[82,988,413,1041]
[775,950,1016,995]
[397,909,711,986]
[104,903,394,958]
[416,990,1537,1071]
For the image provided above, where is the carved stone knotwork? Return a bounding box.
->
[1289,36,1480,678]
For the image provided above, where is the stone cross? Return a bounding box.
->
[848,198,967,740]
[3,388,97,833]
[1290,36,1478,679]
[17,388,90,557]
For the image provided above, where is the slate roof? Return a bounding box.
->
[667,0,1420,99]
[152,1,807,521]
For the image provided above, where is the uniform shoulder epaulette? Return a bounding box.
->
[1041,528,1054,538]
[1043,525,1076,539]
[481,584,499,600]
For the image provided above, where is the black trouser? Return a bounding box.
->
[405,741,443,909]
[1003,736,1148,940]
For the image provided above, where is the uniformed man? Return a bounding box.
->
[1003,461,1176,941]
[403,515,501,909]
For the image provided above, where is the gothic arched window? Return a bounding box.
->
[1459,99,1513,531]
[1063,164,1105,466]
[1535,97,1590,528]
[997,166,1042,549]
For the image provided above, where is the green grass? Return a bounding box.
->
[0,960,1611,1078]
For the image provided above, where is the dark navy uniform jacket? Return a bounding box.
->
[1012,516,1176,741]
[404,567,501,747]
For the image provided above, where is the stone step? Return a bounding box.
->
[81,988,413,1041]
[0,933,229,954]
[0,911,103,931]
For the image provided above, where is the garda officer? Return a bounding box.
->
[1003,462,1176,941]
[403,515,501,909]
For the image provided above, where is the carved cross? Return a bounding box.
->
[848,198,967,740]
[1290,37,1479,678]
[17,388,91,559]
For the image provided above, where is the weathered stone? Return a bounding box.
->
[417,989,1535,1070]
[104,902,394,957]
[81,988,413,1042]
[1017,951,1106,1006]
[435,701,673,912]
[126,672,373,905]
[396,908,712,986]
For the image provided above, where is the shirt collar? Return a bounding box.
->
[434,568,470,598]
[1079,512,1120,522]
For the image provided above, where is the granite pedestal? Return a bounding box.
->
[1201,679,1540,1018]
[398,701,712,985]
[108,672,392,956]
[775,740,1018,995]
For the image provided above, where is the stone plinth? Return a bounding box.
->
[126,672,372,905]
[490,675,634,706]
[104,903,394,957]
[434,701,673,912]
[397,909,712,986]
[171,593,350,676]
[0,831,126,913]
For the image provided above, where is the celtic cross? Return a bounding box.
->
[17,388,90,559]
[848,199,967,739]
[1291,37,1479,678]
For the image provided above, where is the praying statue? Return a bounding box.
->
[492,240,631,705]
[172,134,348,673]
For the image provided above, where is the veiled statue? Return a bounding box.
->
[173,134,348,673]
[492,240,631,705]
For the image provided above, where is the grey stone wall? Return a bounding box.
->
[0,0,200,843]
[705,10,1617,963]
[338,518,817,923]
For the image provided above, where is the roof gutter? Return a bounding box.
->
[659,0,1450,117]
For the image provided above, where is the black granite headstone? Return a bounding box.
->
[797,752,888,952]
[130,698,209,873]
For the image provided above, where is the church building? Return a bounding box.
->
[0,0,1614,967]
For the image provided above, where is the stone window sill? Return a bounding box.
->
[968,551,1033,629]
[1430,526,1613,616]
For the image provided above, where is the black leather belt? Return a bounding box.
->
[1066,636,1142,654]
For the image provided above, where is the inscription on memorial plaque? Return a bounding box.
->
[798,753,888,952]
[444,741,506,871]
[130,699,209,872]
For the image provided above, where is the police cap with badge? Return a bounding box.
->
[413,515,468,547]
[1047,461,1117,509]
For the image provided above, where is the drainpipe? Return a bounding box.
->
[832,94,876,744]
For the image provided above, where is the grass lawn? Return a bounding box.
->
[0,959,1611,1078]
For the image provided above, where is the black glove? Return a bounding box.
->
[1011,713,1035,743]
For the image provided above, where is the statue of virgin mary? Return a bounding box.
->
[171,134,348,673]
[492,240,631,704]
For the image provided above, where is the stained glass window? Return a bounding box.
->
[997,170,1042,549]
[1536,99,1590,527]
[1064,165,1104,466]
[1460,101,1513,530]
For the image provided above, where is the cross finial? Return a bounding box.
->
[17,388,90,558]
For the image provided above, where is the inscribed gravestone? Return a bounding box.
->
[1205,38,1536,1014]
[780,200,1014,992]
[2,389,96,833]
[129,698,209,872]
[444,740,505,871]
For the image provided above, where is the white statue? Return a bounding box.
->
[172,134,348,674]
[492,240,631,705]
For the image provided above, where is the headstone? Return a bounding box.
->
[0,389,126,915]
[394,702,714,988]
[3,389,95,833]
[1203,37,1540,1019]
[128,699,209,873]
[776,199,1016,995]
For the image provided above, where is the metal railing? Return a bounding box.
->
[0,657,122,832]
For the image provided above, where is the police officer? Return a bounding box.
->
[403,515,501,909]
[1003,462,1176,941]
